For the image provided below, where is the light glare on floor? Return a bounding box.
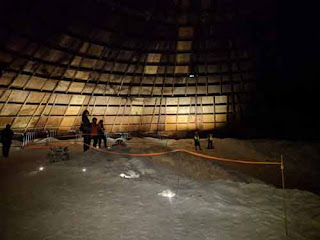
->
[82,168,87,172]
[158,190,175,198]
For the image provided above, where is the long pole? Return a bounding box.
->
[281,154,288,238]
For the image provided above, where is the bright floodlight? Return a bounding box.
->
[82,168,87,172]
[39,166,44,171]
[189,74,195,78]
[158,190,175,198]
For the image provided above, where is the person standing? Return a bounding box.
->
[207,133,214,149]
[91,117,99,148]
[1,124,14,157]
[98,120,107,148]
[81,110,91,152]
[194,131,202,151]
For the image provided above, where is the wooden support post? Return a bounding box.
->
[281,154,288,238]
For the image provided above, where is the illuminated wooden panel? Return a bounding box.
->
[166,115,176,123]
[167,98,178,105]
[25,77,45,89]
[27,117,39,128]
[0,104,21,115]
[202,123,215,130]
[177,124,188,130]
[165,124,176,131]
[75,71,90,80]
[202,106,214,114]
[188,115,196,122]
[42,106,52,115]
[177,115,188,123]
[81,58,97,68]
[198,86,207,94]
[92,107,105,115]
[179,97,191,104]
[141,116,152,123]
[64,69,76,78]
[147,53,161,63]
[128,116,141,124]
[177,41,192,51]
[79,42,90,53]
[45,117,61,127]
[104,116,116,123]
[50,106,66,115]
[42,80,57,91]
[0,117,14,127]
[35,106,45,115]
[202,96,214,104]
[19,105,37,115]
[11,75,29,87]
[187,86,196,94]
[203,115,215,122]
[176,54,191,64]
[216,114,227,122]
[128,125,140,131]
[215,96,228,104]
[60,117,75,127]
[188,123,196,130]
[149,124,158,131]
[55,95,71,104]
[140,87,153,95]
[215,105,227,113]
[144,66,158,74]
[28,92,49,103]
[9,90,29,102]
[55,81,69,91]
[166,107,177,114]
[178,107,190,114]
[82,83,95,93]
[71,56,82,66]
[69,82,85,92]
[12,117,29,128]
[174,66,189,74]
[65,106,81,115]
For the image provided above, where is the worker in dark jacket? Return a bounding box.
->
[194,131,202,151]
[1,124,14,157]
[98,120,107,148]
[207,133,214,149]
[91,118,99,148]
[80,110,91,151]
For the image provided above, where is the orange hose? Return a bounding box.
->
[25,141,281,165]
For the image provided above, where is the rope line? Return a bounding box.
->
[25,140,281,165]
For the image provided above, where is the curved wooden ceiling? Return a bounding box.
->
[0,0,270,133]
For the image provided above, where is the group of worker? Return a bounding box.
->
[194,131,214,151]
[81,110,107,152]
[1,111,214,157]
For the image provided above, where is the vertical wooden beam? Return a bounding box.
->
[213,95,216,129]
[149,97,158,132]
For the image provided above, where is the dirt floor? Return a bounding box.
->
[0,137,319,240]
